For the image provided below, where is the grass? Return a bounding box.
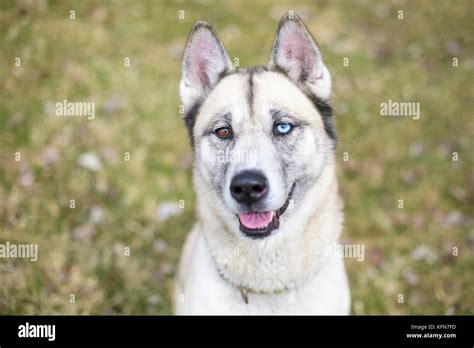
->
[0,0,473,314]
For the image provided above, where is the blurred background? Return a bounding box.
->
[1,0,473,314]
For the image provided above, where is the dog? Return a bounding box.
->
[174,12,350,314]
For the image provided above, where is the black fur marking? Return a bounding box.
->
[247,70,254,112]
[269,64,290,76]
[304,92,337,143]
[184,100,202,148]
[216,68,230,83]
[246,66,268,73]
[244,67,268,113]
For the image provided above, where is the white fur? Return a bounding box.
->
[175,14,350,315]
[175,227,350,314]
[174,156,350,315]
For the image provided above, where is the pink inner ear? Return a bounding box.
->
[280,30,316,83]
[189,37,218,89]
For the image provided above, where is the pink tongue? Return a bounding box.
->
[238,211,274,229]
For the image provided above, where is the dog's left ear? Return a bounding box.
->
[180,21,233,112]
[269,13,331,100]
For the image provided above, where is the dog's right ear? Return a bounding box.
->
[180,21,233,112]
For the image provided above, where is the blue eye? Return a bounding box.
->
[274,122,293,135]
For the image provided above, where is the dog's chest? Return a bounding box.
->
[175,230,350,315]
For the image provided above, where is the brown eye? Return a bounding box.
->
[214,126,233,139]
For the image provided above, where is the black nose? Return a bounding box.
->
[230,170,268,205]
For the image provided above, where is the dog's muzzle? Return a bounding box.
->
[230,170,268,206]
[235,182,295,239]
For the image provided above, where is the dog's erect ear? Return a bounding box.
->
[269,13,331,100]
[180,21,233,111]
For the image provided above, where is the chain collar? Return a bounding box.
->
[216,256,332,304]
[218,272,289,305]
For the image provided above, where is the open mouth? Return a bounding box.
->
[237,183,295,239]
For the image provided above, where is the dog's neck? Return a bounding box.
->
[194,158,343,293]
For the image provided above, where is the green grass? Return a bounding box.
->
[1,0,473,314]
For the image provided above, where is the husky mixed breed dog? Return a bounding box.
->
[175,12,350,314]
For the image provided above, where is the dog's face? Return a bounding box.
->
[180,14,335,239]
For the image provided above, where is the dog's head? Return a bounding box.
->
[180,13,335,239]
